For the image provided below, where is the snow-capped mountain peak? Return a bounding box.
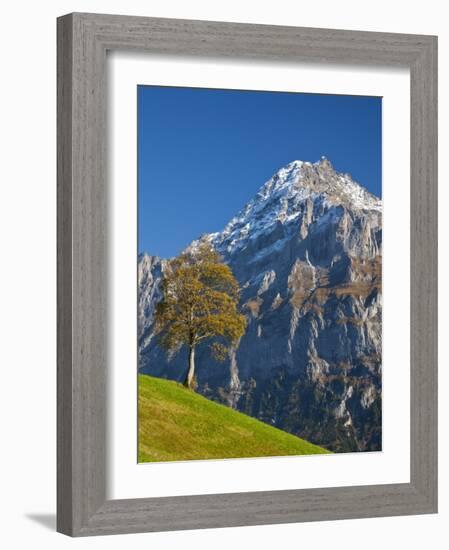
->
[249,156,380,214]
[192,157,381,256]
[139,158,383,453]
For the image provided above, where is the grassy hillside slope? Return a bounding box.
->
[138,374,329,462]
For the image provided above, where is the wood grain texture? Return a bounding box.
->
[409,36,438,509]
[57,13,74,536]
[57,12,438,536]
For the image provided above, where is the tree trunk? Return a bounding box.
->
[184,345,195,389]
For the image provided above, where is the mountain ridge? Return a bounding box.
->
[188,156,381,258]
[138,157,382,453]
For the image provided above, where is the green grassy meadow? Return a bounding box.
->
[138,374,330,462]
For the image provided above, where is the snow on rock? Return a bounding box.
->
[190,157,381,257]
[139,156,383,453]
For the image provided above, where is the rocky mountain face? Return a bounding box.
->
[138,157,382,452]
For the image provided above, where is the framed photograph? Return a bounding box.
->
[57,12,437,536]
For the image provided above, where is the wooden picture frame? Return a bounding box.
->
[57,12,438,536]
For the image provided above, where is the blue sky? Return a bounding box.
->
[138,86,381,257]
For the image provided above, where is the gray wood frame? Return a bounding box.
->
[57,12,438,537]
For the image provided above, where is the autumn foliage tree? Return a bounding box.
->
[154,244,247,390]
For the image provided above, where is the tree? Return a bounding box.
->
[154,244,247,389]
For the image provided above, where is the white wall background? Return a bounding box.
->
[0,1,445,548]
